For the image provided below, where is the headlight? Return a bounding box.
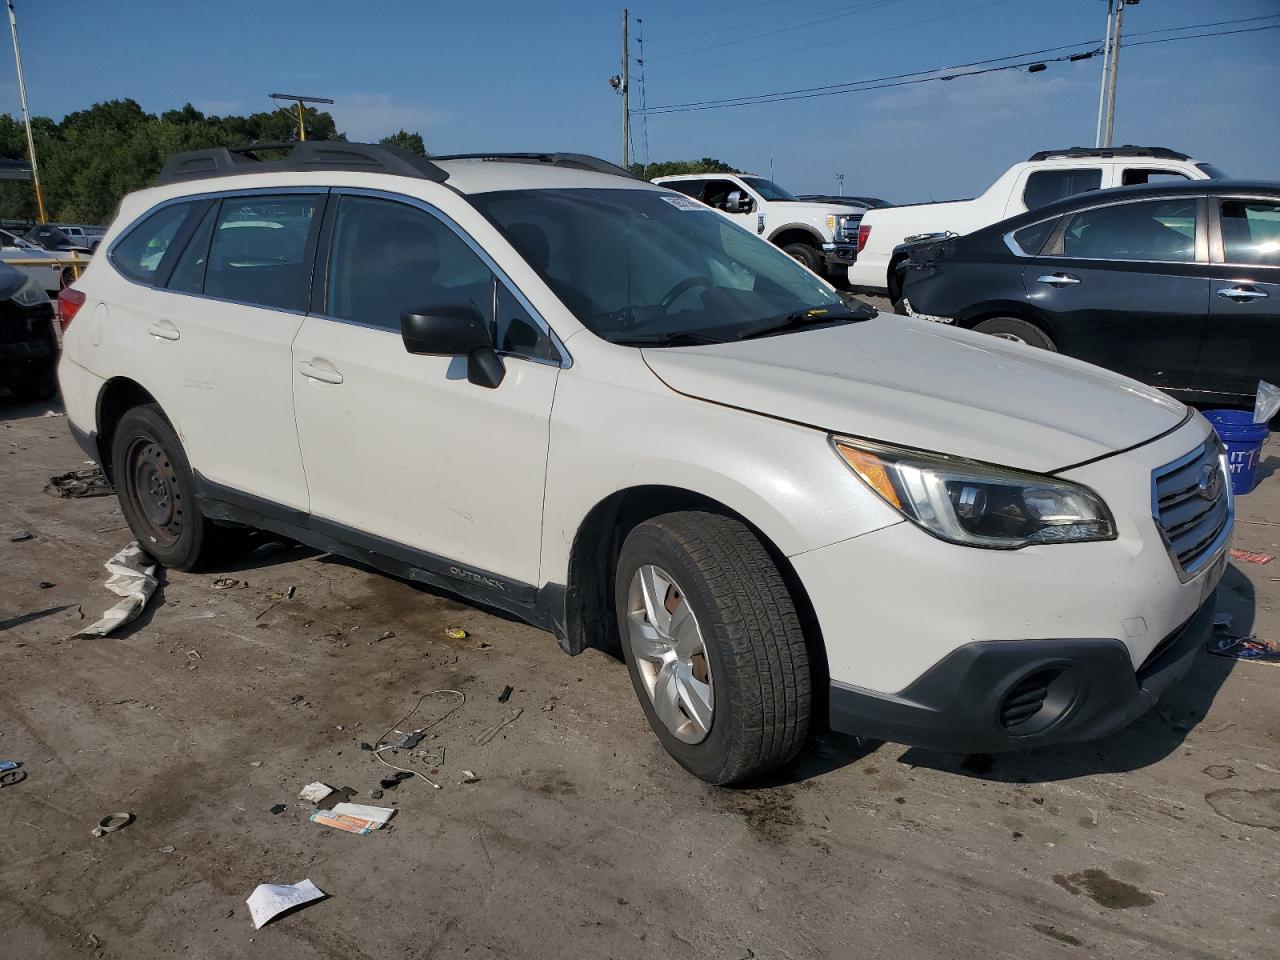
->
[832,437,1115,548]
[9,273,48,307]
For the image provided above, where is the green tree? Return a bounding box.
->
[379,130,427,156]
[0,101,347,224]
[629,157,737,180]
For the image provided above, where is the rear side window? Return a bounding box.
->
[1220,200,1280,266]
[665,180,705,201]
[1060,198,1197,262]
[110,202,197,284]
[1010,219,1057,256]
[1023,169,1102,211]
[167,203,218,294]
[204,194,321,311]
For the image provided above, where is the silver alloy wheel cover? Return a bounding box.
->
[626,564,714,744]
[992,332,1026,343]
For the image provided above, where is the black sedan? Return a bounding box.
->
[0,260,59,402]
[896,180,1279,406]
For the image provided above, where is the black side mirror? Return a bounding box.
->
[400,305,505,389]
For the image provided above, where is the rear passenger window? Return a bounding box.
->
[167,203,218,294]
[1023,169,1102,211]
[204,194,321,311]
[1122,168,1191,186]
[110,202,197,284]
[1060,199,1196,262]
[1010,219,1057,256]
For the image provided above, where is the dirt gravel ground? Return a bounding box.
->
[2,396,1278,960]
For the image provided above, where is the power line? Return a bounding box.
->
[647,0,906,61]
[652,0,1016,81]
[639,21,1278,117]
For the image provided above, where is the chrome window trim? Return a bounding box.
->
[1003,219,1059,258]
[1149,438,1234,583]
[327,186,571,369]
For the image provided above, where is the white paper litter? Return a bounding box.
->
[245,878,326,929]
[329,802,395,826]
[298,782,334,804]
[76,542,158,638]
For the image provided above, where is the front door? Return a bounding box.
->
[290,191,560,589]
[1197,196,1280,401]
[1026,195,1209,392]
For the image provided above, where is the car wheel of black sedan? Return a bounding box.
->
[974,317,1057,352]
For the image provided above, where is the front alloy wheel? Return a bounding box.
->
[626,564,714,744]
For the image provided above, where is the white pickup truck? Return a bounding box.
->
[652,172,865,277]
[848,147,1224,299]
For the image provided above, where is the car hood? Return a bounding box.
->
[641,315,1187,473]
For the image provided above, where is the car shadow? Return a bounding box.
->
[0,604,77,632]
[1250,452,1279,486]
[0,394,64,422]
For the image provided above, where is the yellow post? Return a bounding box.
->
[297,101,306,141]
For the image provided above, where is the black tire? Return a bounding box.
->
[614,511,810,785]
[111,403,235,570]
[973,316,1058,351]
[781,242,821,274]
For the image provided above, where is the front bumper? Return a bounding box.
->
[829,590,1217,752]
[821,241,858,266]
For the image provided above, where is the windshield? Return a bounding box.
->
[740,177,797,202]
[471,188,852,345]
[1196,162,1228,179]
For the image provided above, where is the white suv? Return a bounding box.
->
[58,143,1231,784]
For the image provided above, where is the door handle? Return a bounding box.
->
[296,360,343,385]
[147,319,181,341]
[1216,285,1267,302]
[1036,273,1081,287]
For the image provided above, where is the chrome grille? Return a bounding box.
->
[1151,438,1232,581]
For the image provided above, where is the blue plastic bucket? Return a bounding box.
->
[1204,409,1270,496]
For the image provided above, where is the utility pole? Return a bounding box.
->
[1093,0,1115,148]
[1102,0,1128,147]
[6,0,46,223]
[269,92,335,142]
[621,8,630,170]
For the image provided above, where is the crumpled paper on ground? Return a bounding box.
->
[76,542,158,638]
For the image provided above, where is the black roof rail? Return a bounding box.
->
[1027,145,1191,162]
[430,152,639,180]
[155,141,450,186]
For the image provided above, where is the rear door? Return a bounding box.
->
[1196,195,1280,401]
[142,189,323,509]
[1026,195,1210,390]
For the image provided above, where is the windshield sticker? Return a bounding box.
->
[659,195,706,211]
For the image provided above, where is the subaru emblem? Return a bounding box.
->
[1196,463,1221,501]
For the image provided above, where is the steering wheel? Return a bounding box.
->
[660,275,714,311]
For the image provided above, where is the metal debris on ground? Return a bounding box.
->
[1229,548,1274,566]
[444,626,468,639]
[299,782,334,804]
[245,878,326,930]
[158,845,176,854]
[370,689,466,791]
[92,812,134,837]
[309,802,395,835]
[9,531,33,542]
[475,708,523,746]
[498,685,513,703]
[44,465,112,499]
[212,577,240,590]
[460,770,480,784]
[1,763,27,788]
[75,543,158,638]
[1208,634,1280,665]
[270,803,287,815]
[38,581,53,589]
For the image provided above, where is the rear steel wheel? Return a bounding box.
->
[125,437,184,549]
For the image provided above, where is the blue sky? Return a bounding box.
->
[2,0,1277,201]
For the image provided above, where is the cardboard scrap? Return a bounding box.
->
[308,802,395,835]
[1229,548,1274,566]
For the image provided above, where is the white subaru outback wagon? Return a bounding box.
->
[57,142,1232,784]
